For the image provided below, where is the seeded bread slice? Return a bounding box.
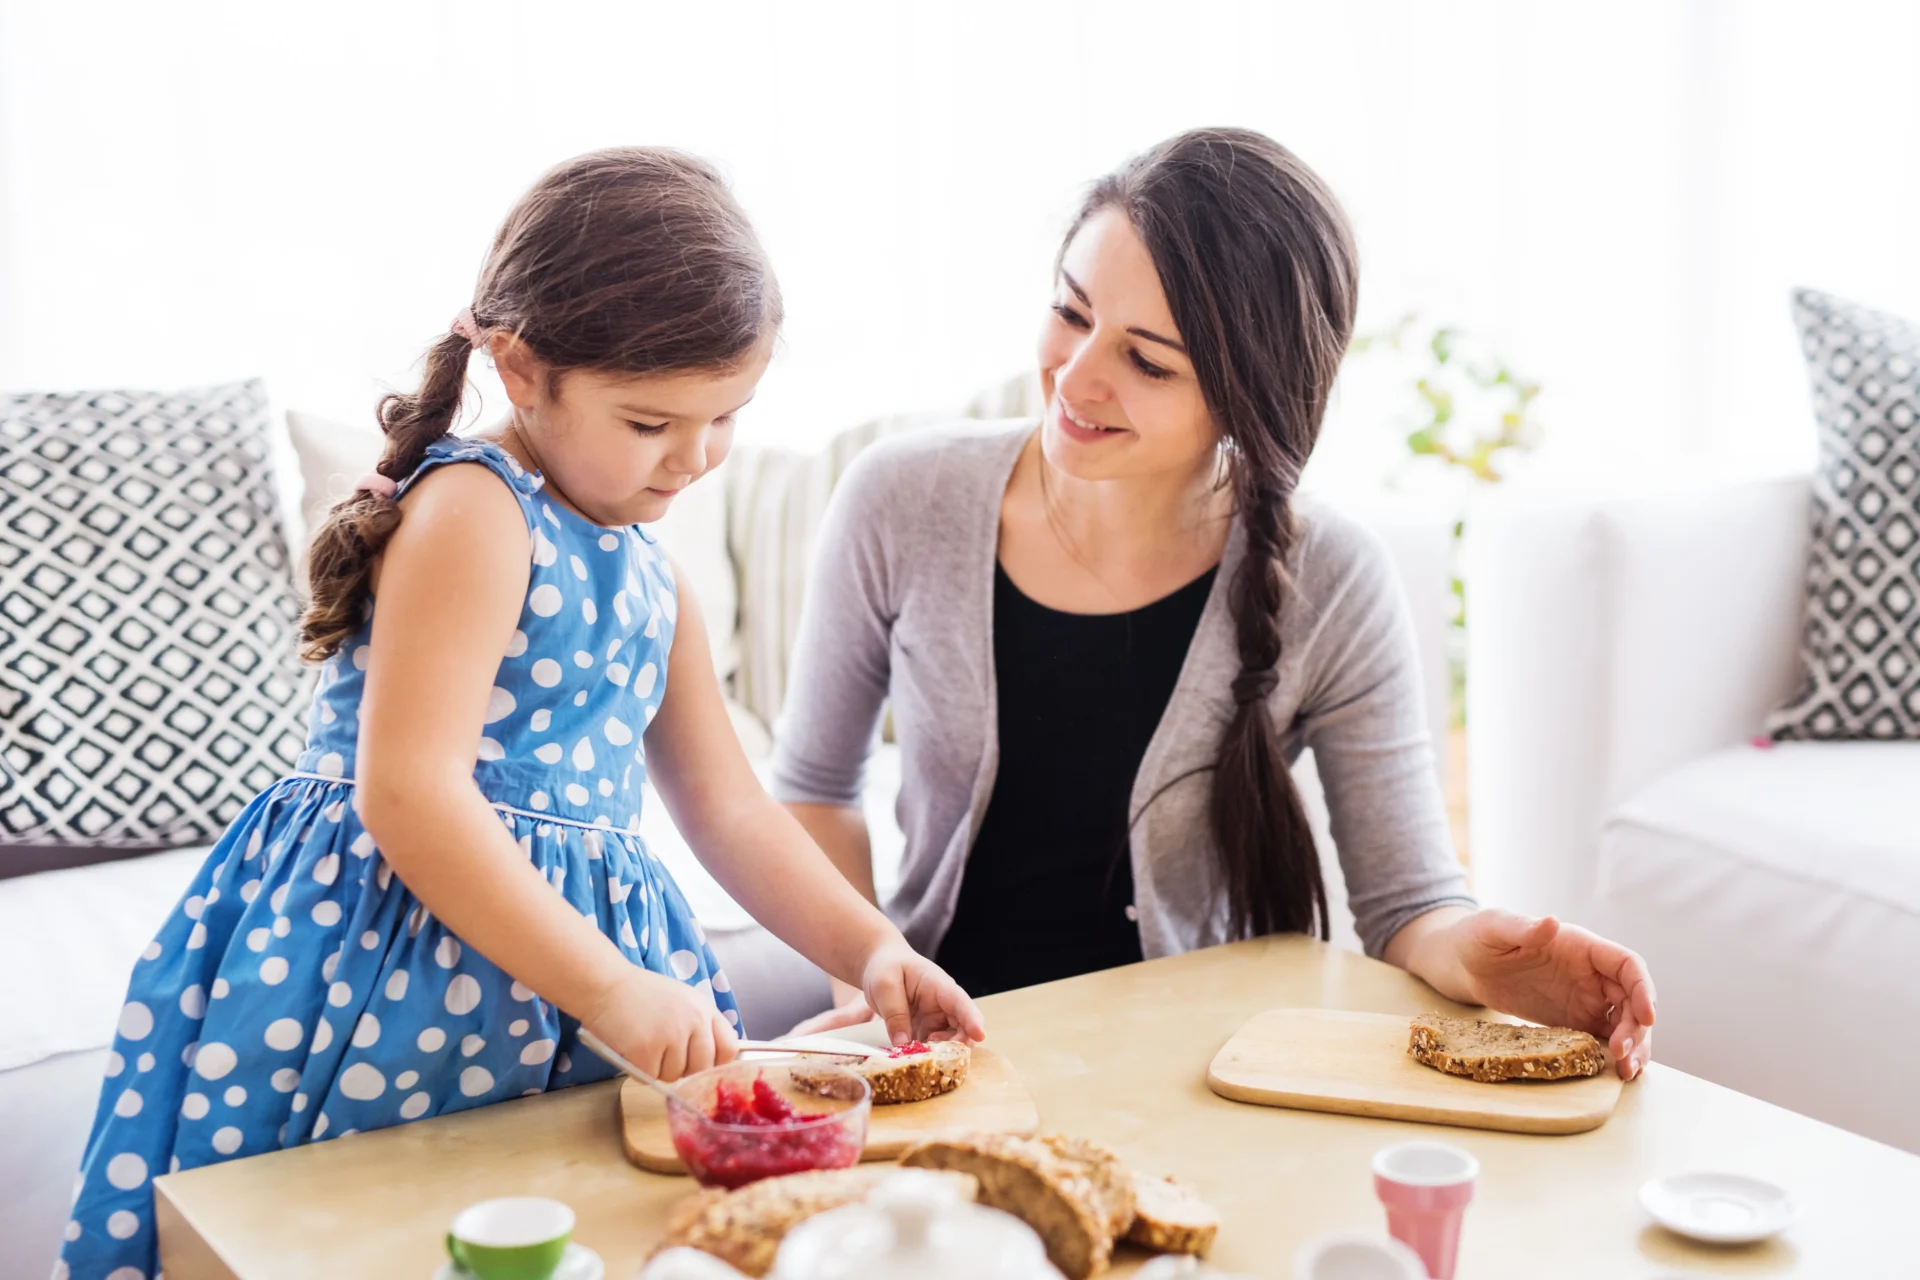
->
[901,1133,1134,1278]
[1408,1012,1609,1083]
[792,1039,971,1105]
[1124,1171,1219,1256]
[655,1166,979,1277]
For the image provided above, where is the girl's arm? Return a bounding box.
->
[644,564,982,1044]
[356,464,733,1079]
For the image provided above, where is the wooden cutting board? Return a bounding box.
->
[1207,1008,1623,1135]
[618,1045,1040,1174]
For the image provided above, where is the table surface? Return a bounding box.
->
[156,936,1920,1279]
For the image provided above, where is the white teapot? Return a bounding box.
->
[640,1248,755,1280]
[771,1169,1064,1280]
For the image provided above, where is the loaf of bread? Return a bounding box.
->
[655,1166,978,1277]
[1408,1012,1610,1082]
[900,1133,1134,1278]
[1124,1171,1219,1256]
[792,1040,971,1105]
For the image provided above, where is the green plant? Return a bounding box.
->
[1349,314,1545,725]
[1350,313,1543,484]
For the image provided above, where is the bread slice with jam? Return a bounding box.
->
[792,1039,971,1106]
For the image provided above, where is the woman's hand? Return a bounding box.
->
[787,991,876,1040]
[786,977,872,1039]
[582,967,739,1082]
[1433,909,1656,1081]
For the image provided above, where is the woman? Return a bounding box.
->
[771,128,1653,1079]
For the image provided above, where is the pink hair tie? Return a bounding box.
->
[355,472,398,500]
[451,307,485,349]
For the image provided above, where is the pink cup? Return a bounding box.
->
[1371,1141,1478,1280]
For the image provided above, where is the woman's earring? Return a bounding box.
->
[1213,437,1237,490]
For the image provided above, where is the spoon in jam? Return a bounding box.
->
[577,1027,680,1102]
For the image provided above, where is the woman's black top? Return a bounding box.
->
[934,561,1217,997]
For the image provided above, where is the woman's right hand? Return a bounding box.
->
[787,978,875,1038]
[583,967,739,1081]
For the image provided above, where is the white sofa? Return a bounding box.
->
[0,409,1460,1279]
[1465,474,1920,1154]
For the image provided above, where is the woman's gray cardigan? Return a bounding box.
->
[768,422,1474,960]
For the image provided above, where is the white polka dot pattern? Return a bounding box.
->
[61,439,737,1280]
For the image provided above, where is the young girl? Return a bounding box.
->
[59,147,983,1280]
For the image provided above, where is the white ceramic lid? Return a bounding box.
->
[772,1170,1063,1280]
[639,1246,752,1279]
[1137,1256,1261,1280]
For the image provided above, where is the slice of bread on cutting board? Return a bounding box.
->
[656,1166,979,1277]
[793,1039,971,1105]
[1408,1012,1609,1082]
[900,1132,1134,1278]
[1125,1171,1219,1256]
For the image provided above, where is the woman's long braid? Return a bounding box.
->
[1217,466,1327,939]
[1066,127,1354,940]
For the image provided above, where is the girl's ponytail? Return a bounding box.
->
[298,326,477,661]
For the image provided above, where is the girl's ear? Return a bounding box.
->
[492,333,544,410]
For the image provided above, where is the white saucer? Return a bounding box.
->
[1639,1171,1799,1244]
[435,1242,604,1280]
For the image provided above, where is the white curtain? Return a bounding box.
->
[1,0,1916,485]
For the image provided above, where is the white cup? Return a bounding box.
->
[1292,1231,1428,1280]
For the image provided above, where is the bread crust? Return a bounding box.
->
[1408,1012,1609,1083]
[655,1167,978,1277]
[900,1133,1134,1278]
[1124,1171,1219,1256]
[793,1040,971,1105]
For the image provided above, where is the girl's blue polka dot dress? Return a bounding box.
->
[58,438,738,1280]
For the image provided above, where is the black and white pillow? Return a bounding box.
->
[1767,289,1920,740]
[0,380,314,846]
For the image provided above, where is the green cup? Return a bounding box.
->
[445,1197,574,1280]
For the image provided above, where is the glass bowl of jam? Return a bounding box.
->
[666,1060,871,1189]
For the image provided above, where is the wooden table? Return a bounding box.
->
[156,937,1920,1278]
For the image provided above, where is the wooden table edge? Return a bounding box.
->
[156,1176,244,1280]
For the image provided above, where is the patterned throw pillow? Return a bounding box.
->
[1767,289,1920,740]
[0,380,314,845]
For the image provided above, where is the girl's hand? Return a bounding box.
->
[861,939,985,1046]
[1449,909,1656,1081]
[583,967,739,1082]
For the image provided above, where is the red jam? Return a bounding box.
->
[888,1041,932,1058]
[670,1074,862,1190]
[709,1076,824,1127]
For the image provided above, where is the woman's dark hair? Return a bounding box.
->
[300,147,782,661]
[1064,128,1359,941]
